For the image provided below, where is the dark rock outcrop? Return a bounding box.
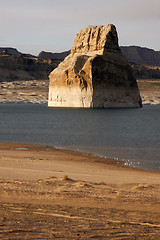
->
[0,47,36,58]
[0,54,59,81]
[0,47,20,55]
[121,46,160,66]
[38,50,70,60]
[131,64,160,79]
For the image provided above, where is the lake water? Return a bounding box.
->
[0,103,160,171]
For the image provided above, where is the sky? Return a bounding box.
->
[0,0,159,56]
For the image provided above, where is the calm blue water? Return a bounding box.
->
[0,103,160,171]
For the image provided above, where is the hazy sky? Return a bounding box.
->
[0,0,159,55]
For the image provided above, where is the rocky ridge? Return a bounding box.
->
[131,64,160,79]
[0,47,20,55]
[1,46,160,81]
[121,46,160,66]
[0,54,60,82]
[49,24,142,108]
[38,50,70,60]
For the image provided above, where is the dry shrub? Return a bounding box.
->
[63,175,70,181]
[98,181,106,185]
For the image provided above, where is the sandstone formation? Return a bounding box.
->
[37,46,160,68]
[37,47,160,79]
[48,24,142,108]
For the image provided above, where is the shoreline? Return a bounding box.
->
[0,142,159,183]
[1,103,160,173]
[0,79,160,105]
[0,100,160,106]
[0,140,160,173]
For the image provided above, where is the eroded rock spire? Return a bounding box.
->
[48,24,142,108]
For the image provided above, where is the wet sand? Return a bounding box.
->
[0,142,160,239]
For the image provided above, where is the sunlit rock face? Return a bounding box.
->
[48,24,142,108]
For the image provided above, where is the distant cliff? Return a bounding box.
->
[0,47,20,55]
[121,46,160,66]
[38,46,160,67]
[1,46,160,66]
[40,47,160,80]
[0,54,60,81]
[0,47,35,58]
[1,46,160,82]
[38,50,70,60]
[131,64,160,79]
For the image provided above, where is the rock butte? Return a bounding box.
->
[48,24,142,108]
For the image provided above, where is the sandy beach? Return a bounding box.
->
[0,142,160,239]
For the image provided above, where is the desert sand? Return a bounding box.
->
[137,79,160,105]
[0,80,48,104]
[0,142,160,239]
